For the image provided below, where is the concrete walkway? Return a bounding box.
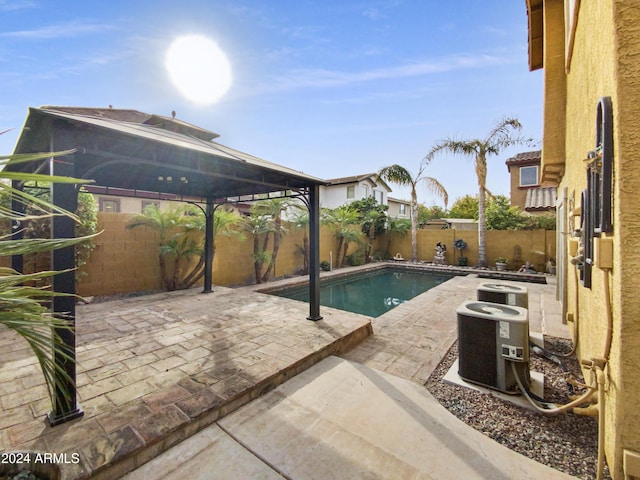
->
[124,356,575,480]
[121,271,576,480]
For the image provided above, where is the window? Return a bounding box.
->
[519,166,538,187]
[99,198,120,213]
[374,190,383,204]
[141,200,160,213]
[399,204,406,216]
[346,185,355,199]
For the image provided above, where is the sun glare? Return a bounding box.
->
[165,35,232,105]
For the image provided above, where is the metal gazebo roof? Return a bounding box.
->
[11,107,325,200]
[7,106,325,426]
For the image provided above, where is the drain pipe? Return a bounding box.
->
[595,364,606,480]
[515,266,613,479]
[510,361,597,414]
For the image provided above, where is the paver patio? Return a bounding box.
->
[0,286,372,479]
[0,264,567,479]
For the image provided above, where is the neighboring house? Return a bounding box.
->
[505,150,557,214]
[85,185,194,214]
[525,2,640,478]
[319,173,391,209]
[441,218,478,231]
[387,196,411,219]
[423,218,477,230]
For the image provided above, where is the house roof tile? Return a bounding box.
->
[505,150,542,167]
[525,186,557,211]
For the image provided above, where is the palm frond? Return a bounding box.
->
[0,234,100,257]
[0,148,76,164]
[377,165,414,187]
[423,177,449,210]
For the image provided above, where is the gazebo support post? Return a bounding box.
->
[47,144,83,426]
[203,197,214,293]
[10,180,24,273]
[307,184,322,321]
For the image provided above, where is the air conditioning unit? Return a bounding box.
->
[477,283,528,308]
[457,301,530,394]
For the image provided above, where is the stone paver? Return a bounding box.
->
[0,286,371,480]
[341,272,568,384]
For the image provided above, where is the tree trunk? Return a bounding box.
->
[302,234,309,274]
[253,236,263,284]
[341,241,350,267]
[410,189,419,262]
[159,254,171,290]
[336,236,344,268]
[262,217,282,282]
[476,153,488,267]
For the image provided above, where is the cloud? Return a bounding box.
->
[1,20,114,40]
[0,0,36,12]
[265,53,508,91]
[362,8,384,20]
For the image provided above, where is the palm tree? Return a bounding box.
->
[326,207,363,268]
[177,207,243,289]
[289,202,310,274]
[253,197,292,282]
[377,164,448,262]
[385,218,411,258]
[126,205,192,290]
[426,117,527,267]
[241,211,274,284]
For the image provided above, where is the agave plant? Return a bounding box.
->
[0,139,96,408]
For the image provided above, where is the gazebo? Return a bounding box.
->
[7,106,327,426]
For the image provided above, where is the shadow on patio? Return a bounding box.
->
[0,287,372,479]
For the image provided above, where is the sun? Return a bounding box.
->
[165,35,232,105]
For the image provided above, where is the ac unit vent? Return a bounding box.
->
[457,301,530,393]
[477,283,528,308]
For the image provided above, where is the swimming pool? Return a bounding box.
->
[270,268,454,317]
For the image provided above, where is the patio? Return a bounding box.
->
[0,286,371,479]
[0,265,568,479]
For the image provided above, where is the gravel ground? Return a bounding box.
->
[425,337,611,480]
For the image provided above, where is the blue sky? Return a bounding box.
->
[0,0,542,207]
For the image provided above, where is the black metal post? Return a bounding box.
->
[307,184,322,321]
[47,126,83,426]
[10,180,24,273]
[203,197,214,293]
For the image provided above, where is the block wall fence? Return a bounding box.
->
[69,213,555,297]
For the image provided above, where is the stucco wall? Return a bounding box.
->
[542,1,640,477]
[75,213,555,296]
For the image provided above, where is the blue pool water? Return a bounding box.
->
[271,268,454,317]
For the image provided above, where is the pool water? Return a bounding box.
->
[272,268,454,317]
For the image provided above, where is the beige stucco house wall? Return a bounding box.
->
[526,1,640,478]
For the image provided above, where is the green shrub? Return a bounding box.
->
[347,249,365,266]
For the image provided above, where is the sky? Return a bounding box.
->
[0,0,543,208]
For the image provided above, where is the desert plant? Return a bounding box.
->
[427,117,530,266]
[0,141,97,411]
[377,163,448,262]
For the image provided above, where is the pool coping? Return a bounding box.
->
[245,261,548,296]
